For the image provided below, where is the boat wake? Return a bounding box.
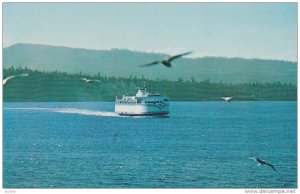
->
[53,108,120,117]
[4,107,120,117]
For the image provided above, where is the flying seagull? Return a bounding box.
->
[3,73,29,86]
[250,157,276,172]
[80,78,101,84]
[222,97,233,102]
[139,51,192,68]
[220,95,255,102]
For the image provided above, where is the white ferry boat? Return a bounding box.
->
[115,88,169,116]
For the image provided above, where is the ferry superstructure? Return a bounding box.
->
[115,88,169,116]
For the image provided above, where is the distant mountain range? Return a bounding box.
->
[3,43,297,83]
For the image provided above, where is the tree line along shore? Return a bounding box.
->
[3,67,297,102]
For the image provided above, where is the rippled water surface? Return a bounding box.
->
[3,101,297,188]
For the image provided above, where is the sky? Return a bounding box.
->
[3,2,298,61]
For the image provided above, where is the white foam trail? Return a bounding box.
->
[53,108,120,117]
[4,107,120,117]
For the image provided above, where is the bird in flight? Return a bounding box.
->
[250,157,276,172]
[80,78,101,84]
[3,73,29,86]
[220,95,255,102]
[222,97,233,102]
[139,51,192,68]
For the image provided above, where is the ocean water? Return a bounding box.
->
[3,101,297,188]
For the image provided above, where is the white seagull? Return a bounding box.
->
[80,78,101,84]
[222,97,233,102]
[3,73,29,86]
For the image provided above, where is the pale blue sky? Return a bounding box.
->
[3,3,297,61]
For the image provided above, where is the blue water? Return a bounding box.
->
[3,101,297,188]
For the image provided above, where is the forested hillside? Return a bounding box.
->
[3,67,296,102]
[4,43,297,84]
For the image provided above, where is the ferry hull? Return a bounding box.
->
[115,104,169,116]
[118,112,169,116]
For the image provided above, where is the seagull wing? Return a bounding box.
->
[139,61,161,67]
[3,75,16,85]
[248,157,257,161]
[265,162,276,172]
[168,51,193,62]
